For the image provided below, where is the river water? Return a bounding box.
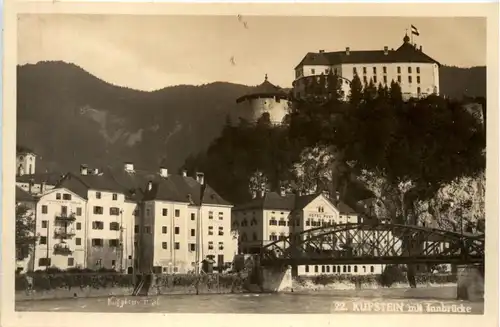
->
[16,286,483,314]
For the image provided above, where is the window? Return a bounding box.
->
[353,67,357,75]
[162,226,167,234]
[218,226,224,236]
[175,227,180,234]
[416,76,421,84]
[134,225,139,234]
[333,266,336,273]
[92,238,103,247]
[112,193,118,201]
[314,265,319,273]
[383,76,387,84]
[343,265,347,273]
[56,193,61,200]
[383,66,387,74]
[63,194,71,200]
[209,211,214,219]
[162,242,167,249]
[109,222,120,231]
[109,239,119,247]
[362,67,367,74]
[144,226,151,234]
[416,67,420,74]
[187,243,195,251]
[76,238,82,246]
[373,76,377,84]
[42,205,48,214]
[191,229,195,237]
[311,69,315,74]
[354,266,358,273]
[321,266,325,273]
[397,76,401,83]
[76,207,82,216]
[38,258,51,267]
[278,219,286,226]
[96,192,101,199]
[305,265,309,273]
[326,266,330,273]
[408,76,412,83]
[408,67,412,73]
[40,236,47,245]
[41,220,48,228]
[397,66,401,74]
[111,260,116,267]
[208,242,214,250]
[162,209,168,216]
[219,212,223,220]
[208,226,214,235]
[93,206,103,215]
[370,266,375,273]
[175,209,180,217]
[417,87,421,94]
[92,221,104,230]
[372,67,377,74]
[61,206,68,215]
[191,213,195,221]
[218,242,224,250]
[174,242,180,250]
[110,207,120,216]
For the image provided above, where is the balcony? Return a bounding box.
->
[53,243,73,255]
[54,228,76,239]
[55,213,76,222]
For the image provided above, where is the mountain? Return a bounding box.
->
[17,61,486,174]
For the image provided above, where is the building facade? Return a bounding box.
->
[235,74,291,125]
[293,34,440,101]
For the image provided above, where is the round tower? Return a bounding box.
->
[235,74,290,125]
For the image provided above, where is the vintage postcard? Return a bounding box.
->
[1,1,499,327]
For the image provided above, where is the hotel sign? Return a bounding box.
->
[307,213,335,220]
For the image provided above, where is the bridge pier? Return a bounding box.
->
[456,264,484,301]
[260,265,293,292]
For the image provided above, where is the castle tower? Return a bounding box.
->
[235,74,290,125]
[16,146,36,176]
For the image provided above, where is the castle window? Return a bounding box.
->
[373,76,377,84]
[408,76,412,84]
[372,67,377,74]
[362,67,367,74]
[383,76,387,84]
[417,87,421,95]
[397,66,401,74]
[408,67,412,74]
[417,76,421,84]
[416,67,420,74]
[383,66,387,74]
[397,76,401,83]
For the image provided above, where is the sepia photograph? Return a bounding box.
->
[2,2,497,323]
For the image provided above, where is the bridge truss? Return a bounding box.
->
[259,223,485,266]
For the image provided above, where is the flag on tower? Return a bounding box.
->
[411,25,420,36]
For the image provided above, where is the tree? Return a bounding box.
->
[348,74,363,106]
[326,71,344,102]
[16,204,37,261]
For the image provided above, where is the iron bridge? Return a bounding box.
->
[259,223,485,266]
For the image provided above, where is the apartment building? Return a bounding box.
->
[293,34,440,101]
[140,170,235,274]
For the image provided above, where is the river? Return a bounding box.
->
[15,286,483,314]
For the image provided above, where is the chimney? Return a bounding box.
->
[93,168,99,175]
[159,167,168,178]
[124,162,134,172]
[280,186,286,197]
[147,181,153,191]
[196,172,205,185]
[182,170,188,177]
[383,46,388,55]
[80,164,88,176]
[345,47,350,55]
[41,181,46,194]
[319,49,325,53]
[419,45,422,51]
[322,190,330,199]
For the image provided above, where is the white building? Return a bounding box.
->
[16,173,62,196]
[16,146,36,176]
[140,169,235,274]
[234,74,290,125]
[293,34,440,101]
[31,187,87,271]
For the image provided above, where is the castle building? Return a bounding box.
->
[293,34,440,101]
[235,74,290,125]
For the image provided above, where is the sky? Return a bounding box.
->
[18,15,486,91]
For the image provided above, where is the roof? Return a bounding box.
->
[16,145,35,155]
[233,192,357,214]
[55,165,231,206]
[16,173,65,185]
[295,37,440,69]
[16,186,36,202]
[236,75,289,103]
